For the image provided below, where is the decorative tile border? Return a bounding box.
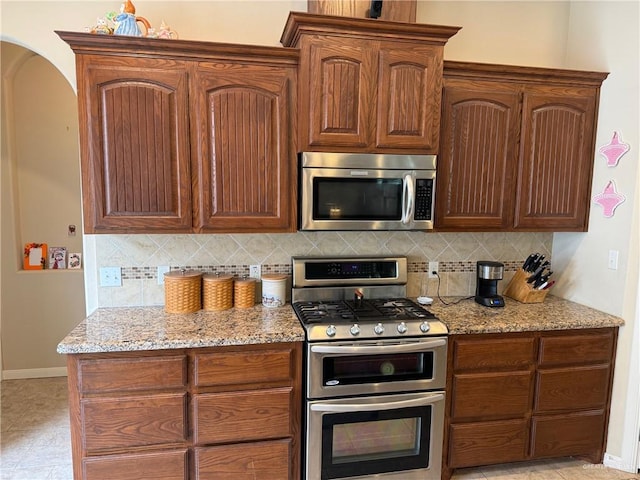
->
[122,261,526,280]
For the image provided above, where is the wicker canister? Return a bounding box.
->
[234,276,256,309]
[164,270,203,313]
[203,273,234,311]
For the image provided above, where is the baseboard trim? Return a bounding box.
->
[604,453,637,473]
[2,367,67,380]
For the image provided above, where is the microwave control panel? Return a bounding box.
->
[415,179,433,220]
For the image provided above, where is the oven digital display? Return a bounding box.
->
[305,260,398,280]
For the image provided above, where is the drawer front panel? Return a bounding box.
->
[195,439,291,480]
[83,449,188,480]
[538,331,614,366]
[82,393,187,452]
[451,371,533,420]
[194,387,291,444]
[535,365,610,412]
[79,355,187,393]
[531,411,606,458]
[454,336,536,371]
[449,419,528,468]
[194,348,292,387]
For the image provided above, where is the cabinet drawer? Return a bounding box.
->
[451,371,533,420]
[194,348,293,387]
[453,336,535,371]
[448,419,528,468]
[79,355,187,393]
[82,393,187,452]
[195,439,291,480]
[193,387,291,445]
[83,449,188,480]
[535,365,610,412]
[531,410,606,458]
[538,330,614,366]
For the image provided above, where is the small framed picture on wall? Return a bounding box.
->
[49,247,67,269]
[68,252,82,269]
[23,243,47,270]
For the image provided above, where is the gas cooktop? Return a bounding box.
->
[293,298,435,324]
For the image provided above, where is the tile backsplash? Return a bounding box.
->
[95,231,552,307]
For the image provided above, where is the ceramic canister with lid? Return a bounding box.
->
[261,274,288,307]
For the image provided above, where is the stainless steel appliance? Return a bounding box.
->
[474,260,505,307]
[299,152,436,231]
[292,256,448,480]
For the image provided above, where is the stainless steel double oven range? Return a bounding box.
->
[291,256,448,480]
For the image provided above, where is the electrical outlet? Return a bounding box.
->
[428,261,439,278]
[249,264,261,279]
[608,250,619,270]
[99,267,122,287]
[157,266,170,285]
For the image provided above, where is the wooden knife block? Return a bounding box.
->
[504,269,550,303]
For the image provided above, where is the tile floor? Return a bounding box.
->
[1,377,639,480]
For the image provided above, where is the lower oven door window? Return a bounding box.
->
[307,392,444,480]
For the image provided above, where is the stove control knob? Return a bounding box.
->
[397,322,408,334]
[326,325,337,337]
[349,324,360,336]
[374,323,385,335]
[420,321,431,333]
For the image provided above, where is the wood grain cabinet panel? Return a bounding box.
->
[538,331,615,366]
[535,365,610,413]
[193,388,292,445]
[448,419,528,468]
[58,31,298,234]
[195,439,291,480]
[81,393,187,452]
[194,348,293,387]
[531,411,607,459]
[83,449,188,480]
[453,335,535,371]
[437,62,608,232]
[79,355,186,393]
[281,12,459,154]
[76,55,192,233]
[191,62,297,233]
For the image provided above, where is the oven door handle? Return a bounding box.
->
[310,338,446,355]
[310,393,444,413]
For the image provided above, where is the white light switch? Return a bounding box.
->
[157,266,170,285]
[608,250,619,270]
[99,267,122,287]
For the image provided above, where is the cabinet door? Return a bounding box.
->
[376,43,442,152]
[300,36,375,149]
[78,55,192,233]
[191,62,296,232]
[515,85,597,231]
[83,449,188,480]
[436,79,520,230]
[195,439,291,480]
[531,410,606,460]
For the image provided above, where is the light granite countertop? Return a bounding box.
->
[428,295,624,334]
[57,295,624,354]
[57,304,305,354]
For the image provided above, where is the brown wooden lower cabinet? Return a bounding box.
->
[83,449,189,480]
[195,439,292,479]
[444,328,617,479]
[66,343,302,480]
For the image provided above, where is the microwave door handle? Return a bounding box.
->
[401,173,415,224]
[310,338,446,355]
[310,393,444,413]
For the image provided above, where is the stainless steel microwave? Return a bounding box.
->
[299,152,436,231]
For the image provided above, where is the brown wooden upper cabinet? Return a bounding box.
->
[58,32,298,234]
[280,12,460,154]
[436,61,608,232]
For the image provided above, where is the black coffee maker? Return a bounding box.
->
[475,261,505,307]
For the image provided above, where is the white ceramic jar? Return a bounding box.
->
[261,274,288,307]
